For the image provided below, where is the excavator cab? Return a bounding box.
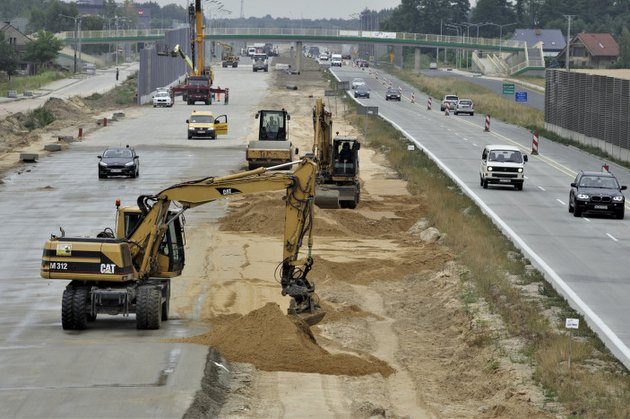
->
[256,109,290,141]
[116,206,186,276]
[332,137,360,178]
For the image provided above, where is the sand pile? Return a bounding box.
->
[179,303,394,377]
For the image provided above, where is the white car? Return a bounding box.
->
[480,145,528,191]
[153,90,173,108]
[319,54,329,61]
[351,78,366,89]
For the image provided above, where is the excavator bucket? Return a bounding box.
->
[314,186,340,209]
[293,310,326,326]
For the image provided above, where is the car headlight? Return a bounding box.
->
[518,168,523,173]
[99,161,107,167]
[125,161,135,167]
[577,193,590,200]
[613,195,624,202]
[487,167,493,171]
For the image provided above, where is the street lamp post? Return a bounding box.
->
[445,24,461,68]
[59,14,82,73]
[563,14,576,72]
[485,22,517,56]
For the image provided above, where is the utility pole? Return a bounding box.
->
[564,15,576,72]
[239,0,244,19]
[59,14,82,73]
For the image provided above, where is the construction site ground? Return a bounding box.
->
[172,59,560,417]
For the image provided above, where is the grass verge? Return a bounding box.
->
[84,71,138,108]
[24,107,55,131]
[0,70,66,96]
[340,91,630,416]
[388,67,630,171]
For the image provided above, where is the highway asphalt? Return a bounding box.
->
[0,64,264,416]
[332,65,630,369]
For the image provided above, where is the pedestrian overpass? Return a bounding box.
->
[56,28,544,76]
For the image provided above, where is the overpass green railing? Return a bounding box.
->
[56,27,527,52]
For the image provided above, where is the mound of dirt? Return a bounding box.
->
[179,303,394,377]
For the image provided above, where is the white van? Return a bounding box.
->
[331,53,342,67]
[247,47,256,57]
[480,145,528,190]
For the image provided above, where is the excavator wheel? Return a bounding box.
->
[161,280,170,321]
[62,286,90,330]
[136,286,162,330]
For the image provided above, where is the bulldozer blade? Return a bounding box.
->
[293,310,326,326]
[314,187,340,209]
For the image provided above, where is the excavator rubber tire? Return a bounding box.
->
[161,280,170,321]
[62,286,90,330]
[136,286,162,330]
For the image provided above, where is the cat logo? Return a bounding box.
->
[216,187,242,196]
[100,263,116,274]
[56,244,72,256]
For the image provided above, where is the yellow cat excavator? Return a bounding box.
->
[41,158,323,330]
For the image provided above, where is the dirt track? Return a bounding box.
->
[172,60,560,417]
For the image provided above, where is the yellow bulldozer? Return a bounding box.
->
[41,158,323,330]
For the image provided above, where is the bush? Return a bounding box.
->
[24,107,55,130]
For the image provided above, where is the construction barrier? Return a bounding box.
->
[427,97,432,110]
[531,131,539,155]
[78,128,83,139]
[444,103,450,116]
[103,117,108,127]
[484,114,490,132]
[602,163,610,172]
[411,92,415,103]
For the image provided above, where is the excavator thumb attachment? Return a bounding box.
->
[314,186,340,209]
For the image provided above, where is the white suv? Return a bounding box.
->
[480,145,528,190]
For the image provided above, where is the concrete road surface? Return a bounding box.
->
[333,65,630,369]
[0,63,138,118]
[0,64,266,417]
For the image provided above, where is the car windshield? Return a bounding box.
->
[357,86,368,91]
[103,149,133,158]
[459,100,472,105]
[387,89,398,94]
[156,92,169,97]
[488,150,523,163]
[446,96,458,101]
[191,115,213,123]
[579,175,619,189]
[188,79,207,86]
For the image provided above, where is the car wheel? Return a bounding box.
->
[480,176,484,187]
[153,104,156,108]
[616,208,625,220]
[454,112,459,115]
[470,112,474,116]
[98,173,106,179]
[514,182,523,191]
[568,200,574,213]
[367,95,370,98]
[482,179,488,189]
[573,206,582,217]
[187,133,193,139]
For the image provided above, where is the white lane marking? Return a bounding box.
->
[463,137,469,141]
[583,217,590,222]
[607,233,619,242]
[473,143,478,147]
[334,67,630,369]
[556,199,566,205]
[537,186,546,191]
[524,176,529,179]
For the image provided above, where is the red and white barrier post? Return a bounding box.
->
[484,114,490,132]
[602,163,610,172]
[531,131,539,155]
[444,103,450,116]
[427,97,432,110]
[411,92,415,103]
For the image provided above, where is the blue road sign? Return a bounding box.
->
[515,91,528,103]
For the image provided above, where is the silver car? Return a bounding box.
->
[455,99,474,116]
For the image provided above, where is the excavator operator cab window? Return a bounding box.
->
[333,141,356,175]
[158,214,185,272]
[123,212,143,238]
[260,111,286,141]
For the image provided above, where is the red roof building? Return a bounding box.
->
[557,32,619,68]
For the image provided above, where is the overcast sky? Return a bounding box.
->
[151,0,402,19]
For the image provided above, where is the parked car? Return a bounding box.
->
[186,110,229,140]
[355,59,369,68]
[479,145,528,190]
[455,99,474,115]
[569,170,626,219]
[441,95,459,111]
[351,78,366,89]
[319,53,329,61]
[153,90,173,107]
[354,85,370,98]
[98,146,139,179]
[385,87,401,101]
[429,62,438,70]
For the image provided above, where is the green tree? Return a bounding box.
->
[29,0,78,33]
[0,32,19,79]
[618,27,630,68]
[24,30,62,71]
[472,0,516,37]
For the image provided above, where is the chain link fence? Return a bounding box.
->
[137,28,190,105]
[545,69,630,162]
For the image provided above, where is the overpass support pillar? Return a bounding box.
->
[295,41,302,74]
[414,47,422,73]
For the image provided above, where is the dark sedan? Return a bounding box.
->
[385,87,401,101]
[569,170,626,219]
[98,146,140,179]
[354,85,370,98]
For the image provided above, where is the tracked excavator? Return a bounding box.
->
[312,98,361,209]
[41,158,323,330]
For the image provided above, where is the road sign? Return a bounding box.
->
[565,318,580,329]
[324,90,337,97]
[357,105,378,116]
[515,91,528,103]
[502,83,515,95]
[337,81,350,90]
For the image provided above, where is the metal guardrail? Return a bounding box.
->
[57,27,527,50]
